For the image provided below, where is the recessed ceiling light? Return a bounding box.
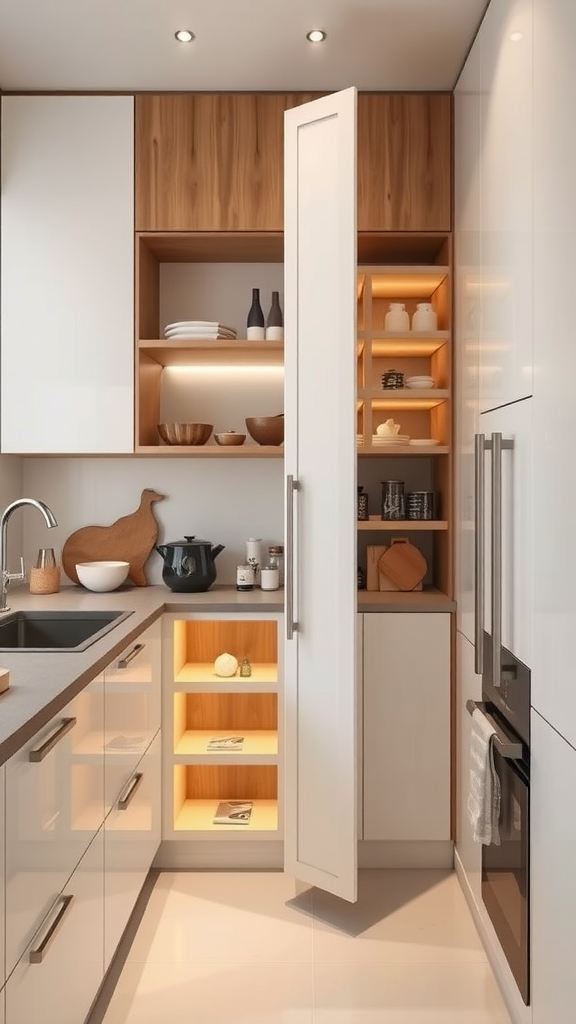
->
[306,29,327,44]
[510,31,524,42]
[175,29,195,43]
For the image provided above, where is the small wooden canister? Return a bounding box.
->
[29,566,61,595]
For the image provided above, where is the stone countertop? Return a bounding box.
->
[0,584,283,766]
[0,583,455,766]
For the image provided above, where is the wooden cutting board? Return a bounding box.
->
[62,488,165,587]
[366,545,388,591]
[378,538,427,592]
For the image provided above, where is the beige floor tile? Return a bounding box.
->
[313,961,512,1023]
[127,871,314,964]
[101,960,314,1024]
[311,870,488,963]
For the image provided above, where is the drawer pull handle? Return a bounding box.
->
[117,642,145,669]
[118,771,143,810]
[29,717,76,763]
[29,894,74,964]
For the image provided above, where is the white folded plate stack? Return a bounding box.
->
[164,321,238,340]
[405,375,435,389]
[372,434,410,446]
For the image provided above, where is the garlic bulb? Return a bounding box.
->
[214,652,239,677]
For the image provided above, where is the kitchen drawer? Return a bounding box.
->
[5,683,104,979]
[104,732,161,969]
[104,619,161,688]
[5,828,104,1024]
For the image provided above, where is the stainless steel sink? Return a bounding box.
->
[0,609,133,652]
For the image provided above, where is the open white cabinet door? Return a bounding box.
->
[283,87,358,902]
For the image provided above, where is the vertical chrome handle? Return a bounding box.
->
[491,432,503,689]
[285,474,299,640]
[474,433,485,675]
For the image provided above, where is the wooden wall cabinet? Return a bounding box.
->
[135,92,452,234]
[135,93,319,232]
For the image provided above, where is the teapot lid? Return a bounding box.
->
[166,535,213,546]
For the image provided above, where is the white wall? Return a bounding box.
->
[0,455,24,561]
[20,458,283,587]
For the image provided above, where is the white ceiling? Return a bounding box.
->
[0,0,488,93]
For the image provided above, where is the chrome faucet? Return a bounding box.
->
[0,498,58,612]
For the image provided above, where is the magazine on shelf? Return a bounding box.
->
[213,800,253,825]
[206,735,245,751]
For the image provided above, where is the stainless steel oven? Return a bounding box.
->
[473,431,531,1005]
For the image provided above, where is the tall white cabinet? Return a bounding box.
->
[478,0,533,412]
[284,88,358,902]
[1,95,134,454]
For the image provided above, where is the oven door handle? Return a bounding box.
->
[466,700,523,760]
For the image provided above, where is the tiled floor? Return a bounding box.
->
[99,870,512,1023]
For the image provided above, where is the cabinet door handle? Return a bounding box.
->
[285,474,299,640]
[29,894,74,964]
[29,717,76,763]
[117,642,145,669]
[474,433,485,675]
[490,433,513,689]
[118,771,143,810]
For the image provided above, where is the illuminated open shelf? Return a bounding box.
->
[174,798,278,833]
[174,729,278,760]
[174,663,278,689]
[357,520,448,531]
[139,339,284,368]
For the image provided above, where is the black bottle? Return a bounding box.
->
[247,287,265,339]
[265,290,284,339]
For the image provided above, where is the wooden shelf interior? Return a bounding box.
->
[173,691,278,753]
[173,619,278,685]
[173,764,278,831]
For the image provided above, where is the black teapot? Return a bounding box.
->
[155,535,225,592]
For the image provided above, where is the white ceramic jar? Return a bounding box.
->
[384,302,410,331]
[411,302,438,331]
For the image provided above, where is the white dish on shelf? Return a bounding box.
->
[406,382,436,390]
[409,438,441,446]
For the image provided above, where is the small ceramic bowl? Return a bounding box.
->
[76,560,129,592]
[214,432,246,446]
[157,422,213,446]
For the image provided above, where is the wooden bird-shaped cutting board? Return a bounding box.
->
[62,488,165,587]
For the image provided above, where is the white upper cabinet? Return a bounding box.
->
[454,33,481,646]
[284,87,358,902]
[531,0,576,745]
[478,0,533,412]
[1,96,134,454]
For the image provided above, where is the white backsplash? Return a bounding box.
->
[0,456,24,564]
[21,457,284,588]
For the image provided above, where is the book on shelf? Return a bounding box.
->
[206,735,245,751]
[213,800,253,825]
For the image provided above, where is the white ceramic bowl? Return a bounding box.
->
[76,560,130,592]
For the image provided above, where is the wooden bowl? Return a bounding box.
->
[214,432,246,446]
[245,416,284,446]
[158,422,213,446]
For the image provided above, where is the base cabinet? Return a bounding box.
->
[363,612,451,841]
[5,829,104,1024]
[455,630,482,902]
[104,732,161,970]
[531,710,576,1024]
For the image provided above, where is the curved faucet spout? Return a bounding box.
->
[0,498,58,612]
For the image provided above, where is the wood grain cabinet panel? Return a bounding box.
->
[357,93,452,231]
[136,93,319,231]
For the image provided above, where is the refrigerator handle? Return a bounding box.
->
[285,474,299,640]
[490,432,514,689]
[474,433,486,675]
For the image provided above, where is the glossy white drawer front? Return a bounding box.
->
[5,829,104,1024]
[5,685,103,978]
[104,733,161,969]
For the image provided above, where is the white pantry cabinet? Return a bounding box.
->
[479,398,533,674]
[0,765,4,1024]
[284,87,358,901]
[363,613,451,842]
[5,829,104,1024]
[531,710,576,1024]
[454,32,481,646]
[0,95,134,454]
[531,0,576,746]
[454,630,482,903]
[477,0,533,412]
